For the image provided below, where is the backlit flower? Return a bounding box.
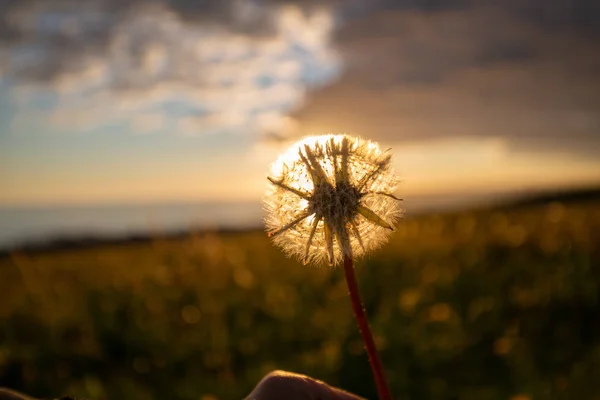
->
[264,134,403,265]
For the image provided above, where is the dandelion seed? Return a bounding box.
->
[263,134,403,266]
[263,134,401,400]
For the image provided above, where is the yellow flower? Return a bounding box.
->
[264,134,403,265]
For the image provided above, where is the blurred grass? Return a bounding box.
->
[1,199,600,400]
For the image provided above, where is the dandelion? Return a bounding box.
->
[264,134,403,266]
[263,134,401,400]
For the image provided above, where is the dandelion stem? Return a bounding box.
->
[343,255,394,400]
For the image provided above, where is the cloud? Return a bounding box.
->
[291,2,600,158]
[1,0,341,136]
[2,0,599,155]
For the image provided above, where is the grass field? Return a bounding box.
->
[1,197,599,400]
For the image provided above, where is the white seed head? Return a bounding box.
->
[263,134,403,265]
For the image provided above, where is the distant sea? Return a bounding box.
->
[0,192,521,250]
[0,202,264,250]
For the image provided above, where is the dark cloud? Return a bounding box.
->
[1,0,599,157]
[0,0,30,44]
[289,1,600,157]
[3,0,592,83]
[0,0,346,85]
[375,0,471,12]
[505,0,600,37]
[0,0,336,43]
[2,0,342,138]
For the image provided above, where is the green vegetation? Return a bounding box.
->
[1,199,599,400]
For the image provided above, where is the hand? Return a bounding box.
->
[0,388,37,400]
[246,370,365,400]
[0,370,364,400]
[0,388,69,400]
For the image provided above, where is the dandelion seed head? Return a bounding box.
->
[263,134,403,265]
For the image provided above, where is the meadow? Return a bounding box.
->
[1,195,599,400]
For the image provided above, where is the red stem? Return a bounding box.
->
[343,255,394,400]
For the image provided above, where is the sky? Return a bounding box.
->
[1,0,599,207]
